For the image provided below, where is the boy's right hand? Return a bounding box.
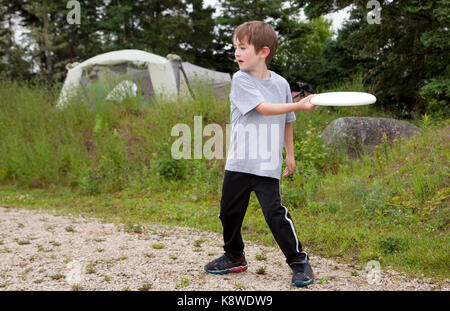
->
[298,94,316,111]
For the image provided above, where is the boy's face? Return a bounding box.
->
[233,37,268,72]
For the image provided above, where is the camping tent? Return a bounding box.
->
[56,49,231,108]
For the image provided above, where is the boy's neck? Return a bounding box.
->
[247,63,271,80]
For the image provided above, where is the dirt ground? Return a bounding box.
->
[0,206,448,291]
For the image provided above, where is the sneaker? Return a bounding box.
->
[204,253,248,275]
[291,252,314,287]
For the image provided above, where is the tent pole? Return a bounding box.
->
[179,63,196,100]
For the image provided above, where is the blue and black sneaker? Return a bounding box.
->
[291,252,314,287]
[204,252,248,275]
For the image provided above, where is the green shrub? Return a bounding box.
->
[294,120,330,171]
[378,236,407,255]
[156,157,188,180]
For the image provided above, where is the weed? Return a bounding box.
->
[194,238,205,247]
[151,243,165,249]
[125,223,144,234]
[176,277,189,289]
[86,262,96,274]
[138,282,152,291]
[50,274,64,280]
[65,226,75,232]
[231,281,246,290]
[257,266,267,275]
[16,239,31,245]
[157,156,188,180]
[255,253,267,261]
[294,120,330,171]
[378,236,407,255]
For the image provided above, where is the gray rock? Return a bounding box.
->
[320,117,422,157]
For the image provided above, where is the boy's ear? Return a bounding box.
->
[259,46,271,59]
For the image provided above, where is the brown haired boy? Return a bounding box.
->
[204,21,316,287]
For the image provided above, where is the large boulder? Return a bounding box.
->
[320,117,422,157]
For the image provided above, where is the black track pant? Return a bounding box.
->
[219,170,303,266]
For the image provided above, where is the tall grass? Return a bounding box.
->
[0,79,227,195]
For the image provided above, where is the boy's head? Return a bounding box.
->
[233,21,278,68]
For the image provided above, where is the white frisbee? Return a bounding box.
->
[310,92,376,106]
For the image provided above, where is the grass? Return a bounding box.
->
[0,79,448,282]
[257,266,267,275]
[138,282,152,291]
[176,277,189,289]
[255,253,267,261]
[151,243,166,250]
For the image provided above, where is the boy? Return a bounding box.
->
[204,21,316,287]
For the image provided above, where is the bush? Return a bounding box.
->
[419,77,450,119]
[378,236,407,255]
[294,120,330,171]
[156,157,188,180]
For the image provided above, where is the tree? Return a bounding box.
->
[0,3,32,80]
[293,0,450,118]
[271,16,333,89]
[11,0,62,84]
[314,9,377,89]
[183,0,217,69]
[98,0,216,67]
[3,0,103,84]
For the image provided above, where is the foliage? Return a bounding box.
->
[272,16,333,89]
[293,120,330,171]
[295,0,450,118]
[156,156,188,180]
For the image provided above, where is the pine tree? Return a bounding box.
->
[184,0,216,68]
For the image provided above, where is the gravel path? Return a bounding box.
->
[0,206,447,291]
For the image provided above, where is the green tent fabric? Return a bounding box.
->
[57,49,231,108]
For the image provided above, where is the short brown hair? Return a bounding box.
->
[233,21,278,65]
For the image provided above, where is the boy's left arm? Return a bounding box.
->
[283,122,295,178]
